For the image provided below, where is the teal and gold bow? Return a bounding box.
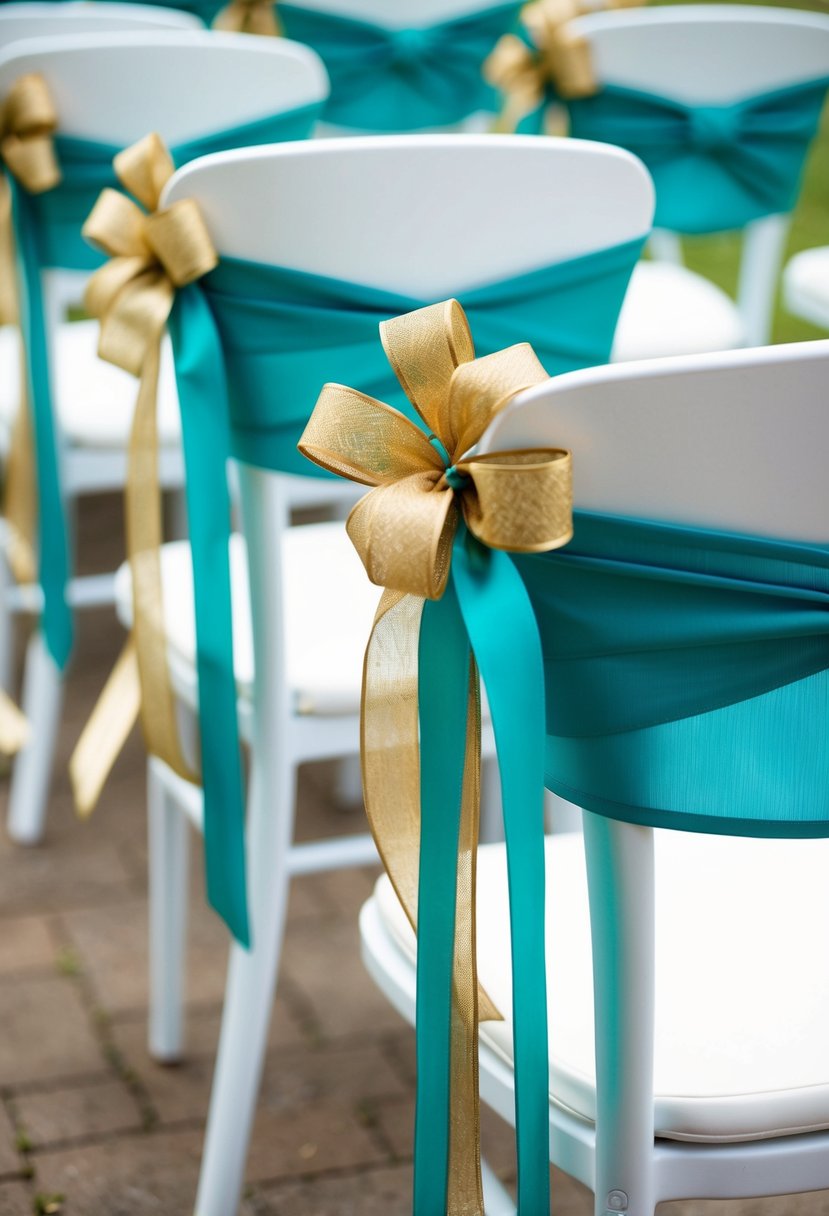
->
[300,299,571,1215]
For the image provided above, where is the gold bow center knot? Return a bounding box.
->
[299,298,574,601]
[212,0,282,37]
[0,73,61,193]
[82,132,218,376]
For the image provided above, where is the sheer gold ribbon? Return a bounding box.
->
[212,0,282,36]
[0,75,63,754]
[299,300,572,1214]
[485,0,643,129]
[69,133,218,815]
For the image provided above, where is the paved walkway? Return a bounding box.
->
[0,497,825,1215]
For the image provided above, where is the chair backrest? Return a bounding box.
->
[567,4,829,346]
[481,337,829,1208]
[166,133,652,289]
[0,1,201,40]
[297,0,510,25]
[481,338,829,542]
[159,134,654,896]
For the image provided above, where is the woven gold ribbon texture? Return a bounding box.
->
[70,133,218,815]
[0,74,65,755]
[300,299,572,1213]
[485,0,643,130]
[212,0,282,36]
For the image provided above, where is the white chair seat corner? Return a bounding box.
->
[612,261,746,363]
[113,522,380,716]
[0,321,181,450]
[367,831,829,1145]
[784,246,829,331]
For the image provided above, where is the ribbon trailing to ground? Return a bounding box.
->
[212,0,281,36]
[0,73,66,755]
[300,300,572,1214]
[68,133,250,946]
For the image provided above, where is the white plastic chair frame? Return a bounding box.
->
[361,336,829,1214]
[570,4,829,348]
[0,30,328,845]
[157,133,654,1216]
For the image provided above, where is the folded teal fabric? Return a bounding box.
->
[278,3,522,130]
[514,510,829,834]
[567,78,829,233]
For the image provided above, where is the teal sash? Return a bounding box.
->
[8,101,320,678]
[165,233,643,1202]
[278,3,522,130]
[514,510,829,835]
[567,78,829,234]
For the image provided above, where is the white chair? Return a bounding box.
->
[127,133,653,1216]
[559,5,829,359]
[362,335,829,1214]
[0,1,201,42]
[784,246,829,331]
[0,30,327,845]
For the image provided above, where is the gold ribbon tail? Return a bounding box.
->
[212,0,282,36]
[70,639,141,817]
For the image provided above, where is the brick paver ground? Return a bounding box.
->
[0,497,825,1215]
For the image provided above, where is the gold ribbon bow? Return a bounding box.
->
[212,0,282,36]
[1,73,61,195]
[485,0,643,130]
[299,300,572,1214]
[70,133,218,815]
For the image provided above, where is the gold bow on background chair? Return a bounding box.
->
[300,299,572,1214]
[70,132,217,815]
[212,0,282,36]
[485,0,641,131]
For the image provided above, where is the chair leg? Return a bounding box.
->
[193,762,297,1216]
[147,757,190,1063]
[0,555,16,696]
[6,632,63,844]
[583,813,657,1216]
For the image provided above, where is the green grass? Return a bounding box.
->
[652,0,829,343]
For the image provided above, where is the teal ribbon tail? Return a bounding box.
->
[414,581,471,1214]
[10,178,73,671]
[452,531,550,1216]
[168,286,249,947]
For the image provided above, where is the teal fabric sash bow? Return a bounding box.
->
[567,78,829,234]
[8,101,320,679]
[278,3,522,130]
[164,233,642,1194]
[514,510,829,835]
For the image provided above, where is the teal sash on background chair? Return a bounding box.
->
[515,509,829,832]
[157,231,644,1209]
[277,3,522,130]
[567,78,829,233]
[9,101,320,678]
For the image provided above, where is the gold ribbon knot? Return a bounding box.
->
[0,73,61,194]
[212,0,282,36]
[300,299,571,1214]
[70,133,218,815]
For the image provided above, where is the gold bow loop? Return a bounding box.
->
[300,299,572,602]
[70,133,217,817]
[300,300,571,1215]
[83,134,217,377]
[0,73,61,193]
[212,0,282,36]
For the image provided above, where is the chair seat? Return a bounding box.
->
[784,246,829,331]
[370,830,829,1144]
[0,321,181,449]
[612,261,746,362]
[114,523,381,715]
